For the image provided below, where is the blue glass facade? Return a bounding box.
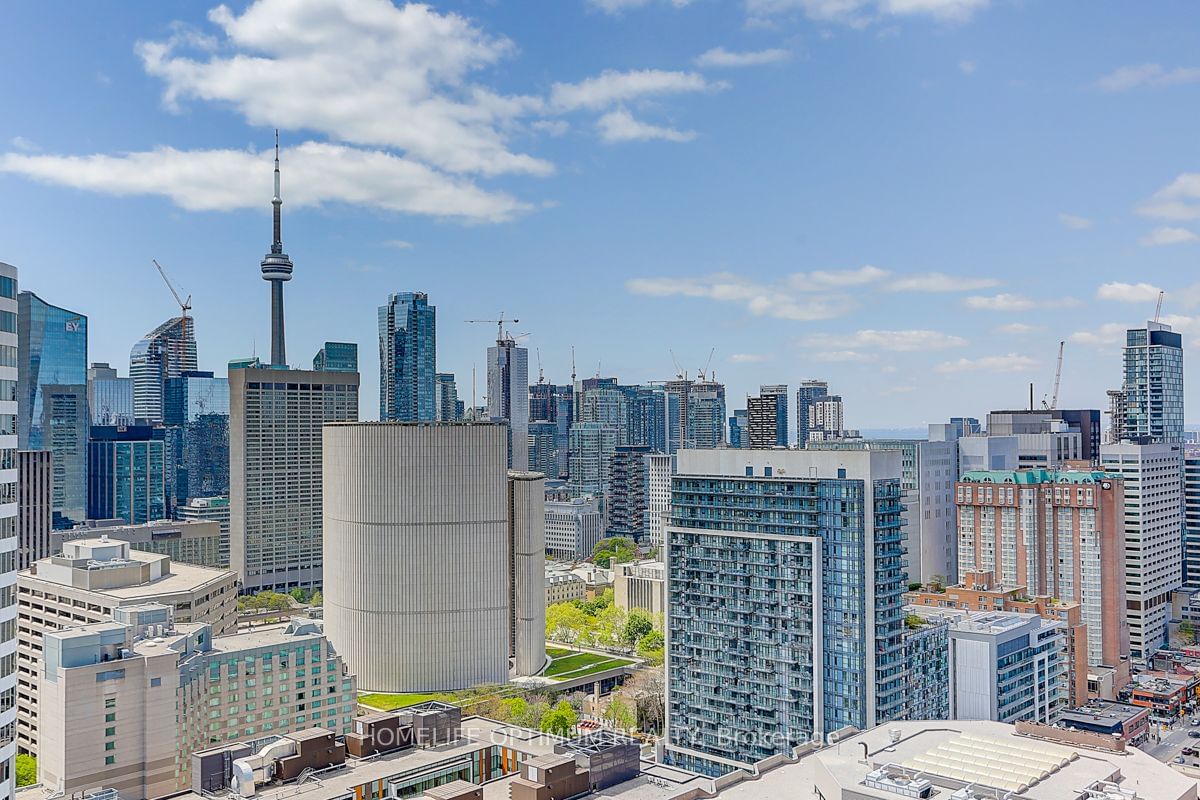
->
[666,459,905,772]
[164,371,230,503]
[378,292,436,421]
[88,425,168,524]
[728,410,748,448]
[313,341,358,373]
[18,291,88,529]
[1121,323,1184,443]
[795,380,829,448]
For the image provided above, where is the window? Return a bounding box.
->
[105,698,116,708]
[105,712,116,722]
[150,677,161,687]
[104,742,115,751]
[105,727,116,736]
[104,756,115,766]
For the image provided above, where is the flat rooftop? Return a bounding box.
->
[1060,701,1148,727]
[22,553,234,599]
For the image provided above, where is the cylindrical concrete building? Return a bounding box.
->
[323,422,513,692]
[508,471,547,677]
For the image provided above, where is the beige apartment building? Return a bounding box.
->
[17,537,238,755]
[36,604,355,800]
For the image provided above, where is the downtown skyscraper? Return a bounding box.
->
[229,140,359,592]
[17,290,88,529]
[1116,320,1184,444]
[747,384,788,448]
[0,263,19,796]
[378,292,436,421]
[487,328,529,470]
[129,315,197,422]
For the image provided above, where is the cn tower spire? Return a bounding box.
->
[261,129,293,367]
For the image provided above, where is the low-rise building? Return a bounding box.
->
[1126,672,1197,720]
[1059,700,1151,745]
[612,560,664,616]
[36,606,355,800]
[17,537,239,755]
[52,518,225,569]
[545,572,586,606]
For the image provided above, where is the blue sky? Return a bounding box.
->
[3,0,1200,427]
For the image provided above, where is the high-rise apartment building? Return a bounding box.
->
[130,316,198,422]
[747,384,788,448]
[625,385,669,452]
[807,394,845,441]
[663,377,726,452]
[435,372,461,421]
[312,341,358,372]
[646,453,672,550]
[1185,445,1200,589]
[487,332,529,470]
[665,449,906,774]
[608,445,649,540]
[321,423,544,691]
[955,469,1129,684]
[17,537,239,756]
[553,384,574,479]
[528,420,558,477]
[17,290,88,530]
[1117,321,1184,444]
[795,379,829,447]
[17,450,51,570]
[87,425,169,524]
[567,422,618,498]
[529,379,556,424]
[0,262,18,796]
[1100,441,1183,662]
[378,292,436,421]
[87,362,134,425]
[164,370,229,504]
[229,367,358,592]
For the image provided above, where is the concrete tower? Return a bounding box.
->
[260,132,293,368]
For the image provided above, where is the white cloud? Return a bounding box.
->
[598,110,697,143]
[383,240,414,249]
[792,265,890,289]
[885,272,1000,293]
[587,0,693,13]
[695,47,791,68]
[810,350,878,362]
[934,353,1036,374]
[626,272,855,320]
[1160,313,1198,333]
[728,352,774,363]
[1069,323,1129,348]
[745,0,989,25]
[1096,281,1163,303]
[550,69,723,112]
[1137,174,1200,221]
[1058,213,1093,230]
[0,143,528,222]
[1140,226,1197,247]
[994,322,1042,335]
[8,136,39,153]
[964,293,1079,311]
[1096,63,1200,92]
[804,329,968,352]
[958,59,976,75]
[531,120,570,137]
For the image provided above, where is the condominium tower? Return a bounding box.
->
[1117,321,1184,444]
[487,331,529,470]
[129,316,197,422]
[747,384,788,448]
[0,262,19,798]
[378,292,436,421]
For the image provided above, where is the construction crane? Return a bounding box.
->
[465,312,518,342]
[535,348,545,384]
[153,259,191,318]
[1155,290,1165,323]
[697,347,715,382]
[1048,340,1065,410]
[669,350,686,381]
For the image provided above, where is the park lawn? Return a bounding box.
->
[546,646,574,659]
[358,691,458,710]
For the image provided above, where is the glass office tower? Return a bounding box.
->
[378,292,436,421]
[164,371,230,503]
[87,425,168,524]
[17,291,88,529]
[313,341,358,373]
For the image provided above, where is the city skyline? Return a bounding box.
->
[3,2,1200,427]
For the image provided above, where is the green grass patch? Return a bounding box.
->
[544,651,633,679]
[358,692,459,710]
[546,646,574,658]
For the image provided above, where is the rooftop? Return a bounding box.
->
[1060,701,1148,728]
[959,469,1119,485]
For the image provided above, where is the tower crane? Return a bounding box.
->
[1155,290,1165,323]
[535,348,545,384]
[698,347,716,382]
[669,350,686,381]
[465,312,519,342]
[1049,340,1064,410]
[152,259,192,318]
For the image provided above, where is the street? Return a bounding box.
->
[1142,720,1200,763]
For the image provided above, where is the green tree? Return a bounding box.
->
[636,629,664,665]
[289,587,308,604]
[309,590,323,607]
[592,537,637,568]
[540,700,578,737]
[595,604,628,649]
[15,754,35,788]
[546,602,590,643]
[603,696,636,731]
[623,610,654,647]
[500,696,528,723]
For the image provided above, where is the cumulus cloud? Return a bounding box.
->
[1096,63,1200,92]
[810,350,879,362]
[1137,174,1200,221]
[1058,213,1093,230]
[745,0,989,25]
[1069,323,1129,348]
[728,352,774,363]
[695,47,791,68]
[550,69,723,111]
[934,353,1037,373]
[587,0,693,13]
[794,265,890,288]
[803,329,968,352]
[885,272,1000,293]
[598,110,697,143]
[8,136,39,153]
[994,322,1042,335]
[1096,282,1163,303]
[627,272,856,320]
[964,293,1079,311]
[0,143,528,222]
[1140,226,1197,247]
